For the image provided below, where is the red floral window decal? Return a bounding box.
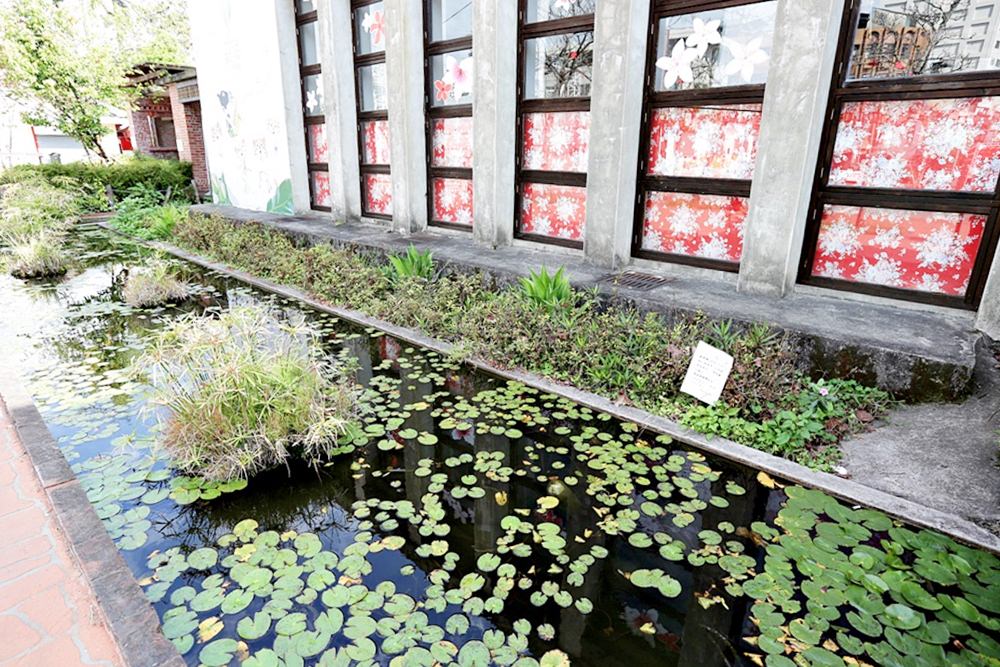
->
[363,173,392,216]
[811,205,985,296]
[311,171,331,208]
[431,178,473,226]
[647,105,761,180]
[519,182,586,241]
[361,120,391,165]
[307,124,328,163]
[641,192,747,263]
[431,117,472,169]
[523,111,590,173]
[830,97,1000,192]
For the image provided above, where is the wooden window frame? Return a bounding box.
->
[631,0,775,273]
[513,1,595,250]
[798,0,1000,310]
[424,1,473,232]
[295,6,331,212]
[352,0,392,221]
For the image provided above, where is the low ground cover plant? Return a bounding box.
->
[168,214,891,470]
[122,259,191,307]
[136,306,360,481]
[109,189,187,240]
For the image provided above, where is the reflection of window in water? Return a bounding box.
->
[850,0,1000,79]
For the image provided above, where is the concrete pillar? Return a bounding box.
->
[975,247,1000,339]
[583,0,650,269]
[383,0,428,234]
[317,0,363,221]
[472,0,518,248]
[274,0,312,213]
[737,0,845,296]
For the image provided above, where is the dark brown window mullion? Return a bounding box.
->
[797,0,1000,309]
[351,0,390,221]
[295,6,329,212]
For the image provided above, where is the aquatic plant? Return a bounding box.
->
[0,178,79,238]
[136,306,360,480]
[519,266,574,313]
[4,232,69,278]
[384,245,435,284]
[122,260,191,307]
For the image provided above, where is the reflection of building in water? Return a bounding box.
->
[851,0,1000,78]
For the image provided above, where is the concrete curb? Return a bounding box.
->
[0,358,185,667]
[145,235,1000,555]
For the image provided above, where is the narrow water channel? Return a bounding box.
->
[1,225,996,667]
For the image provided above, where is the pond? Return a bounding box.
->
[1,224,997,667]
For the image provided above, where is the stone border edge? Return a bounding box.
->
[0,359,185,667]
[143,234,1000,555]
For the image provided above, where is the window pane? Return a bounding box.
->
[357,63,388,111]
[641,192,747,263]
[811,205,986,296]
[355,2,386,54]
[299,21,319,67]
[430,49,474,106]
[648,104,761,179]
[303,74,324,116]
[361,120,391,164]
[523,32,594,99]
[830,96,1000,192]
[311,171,331,208]
[847,0,1000,81]
[307,123,328,163]
[432,177,473,225]
[654,2,777,91]
[364,173,393,216]
[523,111,590,173]
[295,0,315,15]
[429,0,472,41]
[526,0,595,23]
[431,117,473,168]
[520,182,586,241]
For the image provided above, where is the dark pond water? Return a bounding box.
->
[1,225,997,667]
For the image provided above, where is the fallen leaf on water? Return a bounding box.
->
[495,491,507,506]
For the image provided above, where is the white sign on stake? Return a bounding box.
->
[680,341,734,406]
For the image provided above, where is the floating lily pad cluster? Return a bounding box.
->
[2,226,999,667]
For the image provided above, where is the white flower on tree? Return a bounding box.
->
[685,18,721,57]
[723,37,768,83]
[655,40,696,88]
[915,225,970,270]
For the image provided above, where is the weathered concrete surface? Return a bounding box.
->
[976,243,1000,340]
[738,0,844,296]
[189,204,980,402]
[842,340,1000,534]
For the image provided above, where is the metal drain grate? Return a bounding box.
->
[603,271,672,291]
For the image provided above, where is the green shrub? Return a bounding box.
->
[122,260,190,307]
[0,179,80,238]
[137,306,360,481]
[0,157,194,211]
[4,232,69,278]
[519,267,574,313]
[110,201,187,241]
[384,245,435,284]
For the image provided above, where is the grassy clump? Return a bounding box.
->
[0,178,79,238]
[4,232,69,278]
[384,245,435,284]
[168,214,892,470]
[137,306,360,481]
[122,260,190,307]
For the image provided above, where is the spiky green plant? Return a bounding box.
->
[136,306,360,481]
[518,266,574,313]
[4,232,69,278]
[122,260,190,307]
[384,245,435,284]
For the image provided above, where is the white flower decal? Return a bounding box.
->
[723,37,768,83]
[655,40,696,88]
[686,18,721,57]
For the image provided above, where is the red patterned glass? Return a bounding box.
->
[647,105,761,180]
[311,171,331,208]
[431,117,473,168]
[523,111,590,173]
[307,124,328,163]
[811,205,986,296]
[363,173,393,216]
[519,182,586,241]
[829,97,1000,193]
[640,192,748,264]
[431,178,473,226]
[361,120,391,165]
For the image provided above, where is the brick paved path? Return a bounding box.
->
[0,402,122,667]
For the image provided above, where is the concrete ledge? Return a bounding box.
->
[149,233,1000,555]
[0,359,184,667]
[188,204,980,402]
